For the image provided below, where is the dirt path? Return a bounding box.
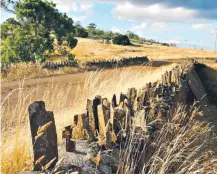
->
[1,65,161,106]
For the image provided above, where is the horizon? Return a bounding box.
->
[1,0,217,51]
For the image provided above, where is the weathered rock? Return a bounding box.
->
[86,99,96,137]
[28,101,58,171]
[187,69,210,105]
[66,135,76,152]
[72,113,90,139]
[93,96,102,132]
[112,94,117,108]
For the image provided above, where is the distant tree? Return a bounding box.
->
[103,31,114,39]
[169,43,177,47]
[127,31,139,41]
[162,43,170,47]
[95,29,104,38]
[87,23,97,30]
[87,23,97,37]
[75,24,88,38]
[113,34,131,45]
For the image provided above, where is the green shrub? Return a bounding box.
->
[113,35,131,45]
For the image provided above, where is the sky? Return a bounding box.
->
[1,0,217,50]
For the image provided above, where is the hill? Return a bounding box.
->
[70,38,217,62]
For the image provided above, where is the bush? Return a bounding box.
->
[113,35,131,45]
[75,26,88,38]
[162,43,170,47]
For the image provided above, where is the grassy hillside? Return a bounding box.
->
[71,38,217,62]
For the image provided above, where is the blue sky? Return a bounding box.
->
[1,0,217,50]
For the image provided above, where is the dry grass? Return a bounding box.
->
[1,62,79,82]
[117,106,217,174]
[1,64,176,173]
[72,38,217,61]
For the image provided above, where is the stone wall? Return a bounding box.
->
[85,56,148,69]
[62,61,209,146]
[27,61,211,172]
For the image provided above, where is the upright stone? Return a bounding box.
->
[112,94,117,108]
[28,101,58,171]
[97,99,112,148]
[168,71,172,84]
[63,125,76,152]
[127,88,137,102]
[97,105,106,138]
[187,69,210,105]
[93,96,102,132]
[87,99,96,136]
[72,114,89,139]
[120,93,128,104]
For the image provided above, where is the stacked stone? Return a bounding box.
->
[86,56,148,68]
[62,62,204,149]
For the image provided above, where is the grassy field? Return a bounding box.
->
[1,38,217,173]
[71,38,217,62]
[2,38,216,82]
[1,64,178,173]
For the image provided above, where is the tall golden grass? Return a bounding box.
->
[4,63,208,174]
[1,62,79,82]
[117,106,217,174]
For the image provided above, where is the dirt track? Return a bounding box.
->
[1,65,162,107]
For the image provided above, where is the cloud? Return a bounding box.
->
[150,22,168,31]
[192,23,212,30]
[125,0,217,10]
[52,0,93,14]
[111,27,121,33]
[51,0,217,20]
[113,2,197,22]
[130,23,147,32]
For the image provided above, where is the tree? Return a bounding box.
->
[127,31,139,41]
[113,35,131,45]
[87,23,96,30]
[103,31,114,39]
[1,0,77,63]
[87,23,97,37]
[95,29,104,38]
[75,24,88,38]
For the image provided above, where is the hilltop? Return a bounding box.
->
[69,38,217,62]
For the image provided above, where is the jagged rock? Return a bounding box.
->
[87,99,96,138]
[187,69,210,105]
[72,113,90,139]
[28,101,58,171]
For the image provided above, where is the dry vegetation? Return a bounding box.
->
[1,38,217,174]
[72,38,217,62]
[1,62,79,82]
[118,106,217,173]
[1,64,176,173]
[2,38,217,82]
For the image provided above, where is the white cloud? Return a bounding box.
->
[111,27,121,33]
[192,23,212,30]
[113,2,197,22]
[130,23,147,32]
[52,0,93,14]
[130,22,169,33]
[150,22,168,31]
